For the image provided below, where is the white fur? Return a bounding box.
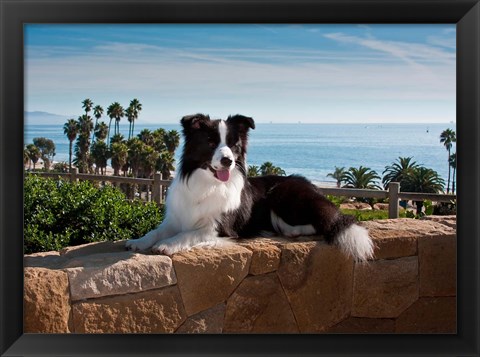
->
[125,156,244,255]
[335,224,374,262]
[270,211,316,237]
[212,121,235,171]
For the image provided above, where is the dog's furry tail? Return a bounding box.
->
[331,215,374,262]
[335,223,374,262]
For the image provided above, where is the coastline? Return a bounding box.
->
[25,122,455,184]
[25,159,116,176]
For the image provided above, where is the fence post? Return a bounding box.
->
[388,182,400,219]
[70,167,78,183]
[152,172,162,205]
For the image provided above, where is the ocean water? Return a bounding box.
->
[25,122,455,185]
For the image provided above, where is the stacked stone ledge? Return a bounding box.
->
[24,216,456,333]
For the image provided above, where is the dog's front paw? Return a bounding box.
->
[151,238,184,256]
[125,237,152,252]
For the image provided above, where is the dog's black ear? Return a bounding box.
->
[181,114,210,130]
[227,114,255,131]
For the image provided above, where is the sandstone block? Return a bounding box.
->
[24,251,67,269]
[72,286,186,333]
[361,220,419,260]
[241,240,282,275]
[173,245,252,316]
[60,240,128,259]
[395,297,456,333]
[24,267,71,333]
[418,235,456,297]
[362,219,455,260]
[421,215,457,229]
[372,203,400,211]
[352,256,419,318]
[327,317,395,333]
[277,241,354,332]
[176,303,226,333]
[340,202,372,210]
[65,252,176,301]
[224,273,298,333]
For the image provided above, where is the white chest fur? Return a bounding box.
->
[166,168,245,231]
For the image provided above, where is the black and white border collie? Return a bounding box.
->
[126,114,374,261]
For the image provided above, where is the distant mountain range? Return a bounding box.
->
[25,111,72,125]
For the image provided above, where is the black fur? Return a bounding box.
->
[179,114,221,181]
[217,175,356,242]
[181,113,357,244]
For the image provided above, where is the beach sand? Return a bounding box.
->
[25,159,115,176]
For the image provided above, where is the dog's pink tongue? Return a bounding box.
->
[216,169,230,182]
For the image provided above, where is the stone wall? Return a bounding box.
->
[24,216,456,334]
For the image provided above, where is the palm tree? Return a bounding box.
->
[63,118,78,171]
[110,133,125,145]
[92,104,104,143]
[82,98,94,144]
[140,145,160,178]
[127,138,145,178]
[156,151,175,179]
[82,98,93,117]
[440,129,456,193]
[260,161,286,176]
[449,152,456,194]
[247,165,261,177]
[327,166,346,187]
[164,130,181,154]
[26,144,41,170]
[24,146,30,169]
[106,102,124,144]
[402,167,445,214]
[128,98,142,139]
[152,128,167,152]
[73,115,94,173]
[341,166,382,190]
[382,157,419,190]
[125,106,135,140]
[138,129,154,146]
[110,142,128,176]
[94,121,109,142]
[91,140,110,175]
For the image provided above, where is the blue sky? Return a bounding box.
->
[25,24,456,124]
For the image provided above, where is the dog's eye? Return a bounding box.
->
[207,136,216,148]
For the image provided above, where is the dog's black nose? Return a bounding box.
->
[220,157,233,167]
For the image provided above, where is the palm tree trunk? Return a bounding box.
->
[68,140,73,171]
[452,167,456,194]
[416,201,423,215]
[132,119,135,139]
[107,118,113,145]
[91,118,98,143]
[446,149,451,193]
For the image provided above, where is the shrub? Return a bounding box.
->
[340,208,408,221]
[24,174,163,253]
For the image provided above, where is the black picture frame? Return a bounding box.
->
[1,0,478,356]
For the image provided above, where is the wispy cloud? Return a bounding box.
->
[323,32,455,67]
[25,25,456,123]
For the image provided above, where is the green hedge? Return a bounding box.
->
[24,175,163,254]
[340,208,409,221]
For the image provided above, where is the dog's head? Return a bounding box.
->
[179,113,255,182]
